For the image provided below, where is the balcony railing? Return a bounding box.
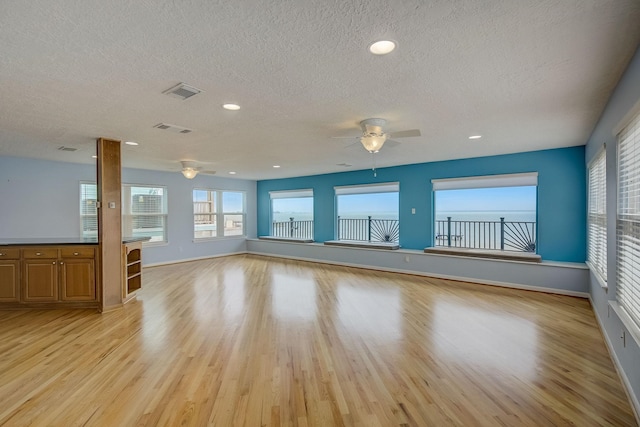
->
[435,217,536,252]
[272,218,314,239]
[337,216,399,243]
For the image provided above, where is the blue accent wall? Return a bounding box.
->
[258,146,586,263]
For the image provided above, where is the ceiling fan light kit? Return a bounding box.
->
[360,133,387,153]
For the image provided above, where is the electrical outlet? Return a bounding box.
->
[621,330,626,347]
[411,208,416,214]
[404,256,410,263]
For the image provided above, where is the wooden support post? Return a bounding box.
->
[97,138,122,312]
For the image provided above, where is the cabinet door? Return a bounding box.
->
[60,258,96,301]
[0,261,20,302]
[24,260,58,301]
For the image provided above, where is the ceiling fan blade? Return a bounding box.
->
[383,139,401,148]
[390,129,421,138]
[331,136,359,139]
[200,170,216,175]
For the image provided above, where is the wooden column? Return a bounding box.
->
[97,138,122,311]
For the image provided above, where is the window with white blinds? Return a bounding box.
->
[587,150,606,284]
[617,110,640,328]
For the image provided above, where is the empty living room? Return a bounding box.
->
[1,1,640,426]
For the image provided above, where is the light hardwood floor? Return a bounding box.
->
[0,254,636,426]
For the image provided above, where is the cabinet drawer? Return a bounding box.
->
[22,248,58,259]
[60,247,95,258]
[0,248,20,260]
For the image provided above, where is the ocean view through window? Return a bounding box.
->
[433,174,537,252]
[270,189,314,239]
[335,183,399,243]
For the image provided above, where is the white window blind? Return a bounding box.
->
[334,182,399,195]
[617,111,640,328]
[588,149,607,284]
[269,189,313,199]
[431,172,538,191]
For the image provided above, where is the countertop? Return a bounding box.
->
[0,237,151,246]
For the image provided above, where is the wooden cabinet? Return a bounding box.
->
[0,249,20,302]
[60,247,96,301]
[122,241,142,303]
[23,248,59,301]
[0,245,98,308]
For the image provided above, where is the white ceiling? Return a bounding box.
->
[1,0,639,180]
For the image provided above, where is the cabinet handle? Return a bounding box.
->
[0,253,4,256]
[52,261,56,264]
[73,252,79,256]
[60,261,64,265]
[36,252,42,256]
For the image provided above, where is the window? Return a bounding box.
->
[432,173,537,252]
[335,183,399,243]
[122,185,168,243]
[80,182,98,238]
[269,189,314,239]
[193,189,246,239]
[617,111,640,328]
[80,183,168,243]
[587,149,607,285]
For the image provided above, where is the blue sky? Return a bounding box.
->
[436,186,536,212]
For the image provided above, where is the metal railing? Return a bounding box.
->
[337,216,399,243]
[272,218,314,239]
[435,217,536,252]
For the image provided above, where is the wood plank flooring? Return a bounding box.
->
[0,254,636,426]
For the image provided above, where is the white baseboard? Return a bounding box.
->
[589,295,640,423]
[143,251,248,268]
[247,250,589,298]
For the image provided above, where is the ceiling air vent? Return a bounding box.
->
[57,146,77,152]
[162,83,201,100]
[153,123,194,134]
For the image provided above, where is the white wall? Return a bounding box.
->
[0,156,257,265]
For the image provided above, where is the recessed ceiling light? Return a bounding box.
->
[468,135,482,140]
[369,40,396,55]
[229,171,236,175]
[223,103,241,111]
[273,165,280,168]
[91,155,98,159]
[125,141,139,145]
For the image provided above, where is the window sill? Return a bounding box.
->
[423,246,541,263]
[193,235,246,243]
[259,236,314,243]
[324,240,400,250]
[586,261,608,289]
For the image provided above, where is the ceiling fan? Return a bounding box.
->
[180,160,216,179]
[332,118,421,153]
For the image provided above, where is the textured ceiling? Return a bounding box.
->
[1,0,639,180]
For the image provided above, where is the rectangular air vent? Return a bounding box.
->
[162,83,201,100]
[153,123,194,134]
[57,146,77,151]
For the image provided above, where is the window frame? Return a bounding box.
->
[431,173,538,253]
[334,182,400,243]
[587,147,607,287]
[122,184,169,245]
[269,189,314,239]
[193,188,247,240]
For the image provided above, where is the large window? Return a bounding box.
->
[80,183,168,243]
[122,185,168,243]
[432,173,537,252]
[617,111,640,328]
[269,189,314,239]
[335,183,399,243]
[193,189,246,239]
[587,149,607,285]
